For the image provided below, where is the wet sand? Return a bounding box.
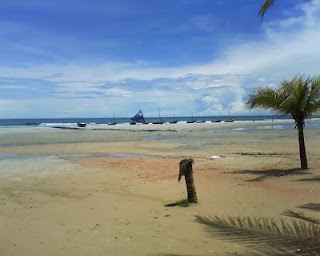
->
[0,124,319,255]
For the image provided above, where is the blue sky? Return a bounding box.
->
[1,0,320,118]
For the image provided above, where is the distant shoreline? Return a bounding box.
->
[1,115,319,128]
[5,118,318,132]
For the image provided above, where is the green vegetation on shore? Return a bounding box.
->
[247,75,320,169]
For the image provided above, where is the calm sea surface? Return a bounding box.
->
[0,115,319,129]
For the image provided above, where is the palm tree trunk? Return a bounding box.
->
[185,170,198,203]
[297,122,308,169]
[179,159,198,203]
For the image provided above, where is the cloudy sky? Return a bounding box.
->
[1,0,320,118]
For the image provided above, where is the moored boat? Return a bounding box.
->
[169,110,178,124]
[187,111,195,123]
[152,120,165,124]
[225,110,234,122]
[25,122,40,126]
[108,113,117,125]
[152,108,165,124]
[131,110,146,124]
[77,122,87,127]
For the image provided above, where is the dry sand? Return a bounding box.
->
[0,123,319,255]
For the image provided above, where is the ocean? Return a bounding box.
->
[0,115,319,129]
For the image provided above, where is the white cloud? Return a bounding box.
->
[1,0,320,117]
[0,85,26,89]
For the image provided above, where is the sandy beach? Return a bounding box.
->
[0,121,319,256]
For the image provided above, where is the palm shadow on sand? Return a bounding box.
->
[157,254,205,256]
[296,176,320,182]
[158,253,261,256]
[298,203,320,212]
[282,210,320,224]
[194,215,320,256]
[164,199,189,208]
[230,168,311,182]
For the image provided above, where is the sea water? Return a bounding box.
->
[1,116,319,128]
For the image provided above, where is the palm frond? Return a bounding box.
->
[279,76,308,120]
[289,77,308,114]
[259,0,276,18]
[295,76,311,118]
[195,215,320,255]
[277,80,294,114]
[248,75,320,122]
[247,86,286,114]
[312,100,320,112]
[305,76,320,117]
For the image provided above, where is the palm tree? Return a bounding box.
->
[259,0,276,18]
[247,75,320,169]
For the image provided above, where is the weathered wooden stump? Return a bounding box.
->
[179,159,198,203]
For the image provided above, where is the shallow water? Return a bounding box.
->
[0,152,161,161]
[233,122,320,131]
[0,153,41,160]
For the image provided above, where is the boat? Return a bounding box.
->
[225,110,234,122]
[131,109,146,125]
[152,120,165,125]
[212,120,222,123]
[152,108,165,124]
[25,122,40,126]
[187,111,196,123]
[169,110,179,124]
[77,122,87,127]
[108,113,117,125]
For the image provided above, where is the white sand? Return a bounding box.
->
[0,122,319,255]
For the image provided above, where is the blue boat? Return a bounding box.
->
[131,110,146,125]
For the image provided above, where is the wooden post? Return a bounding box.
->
[179,159,198,203]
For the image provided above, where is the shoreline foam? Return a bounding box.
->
[52,118,320,132]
